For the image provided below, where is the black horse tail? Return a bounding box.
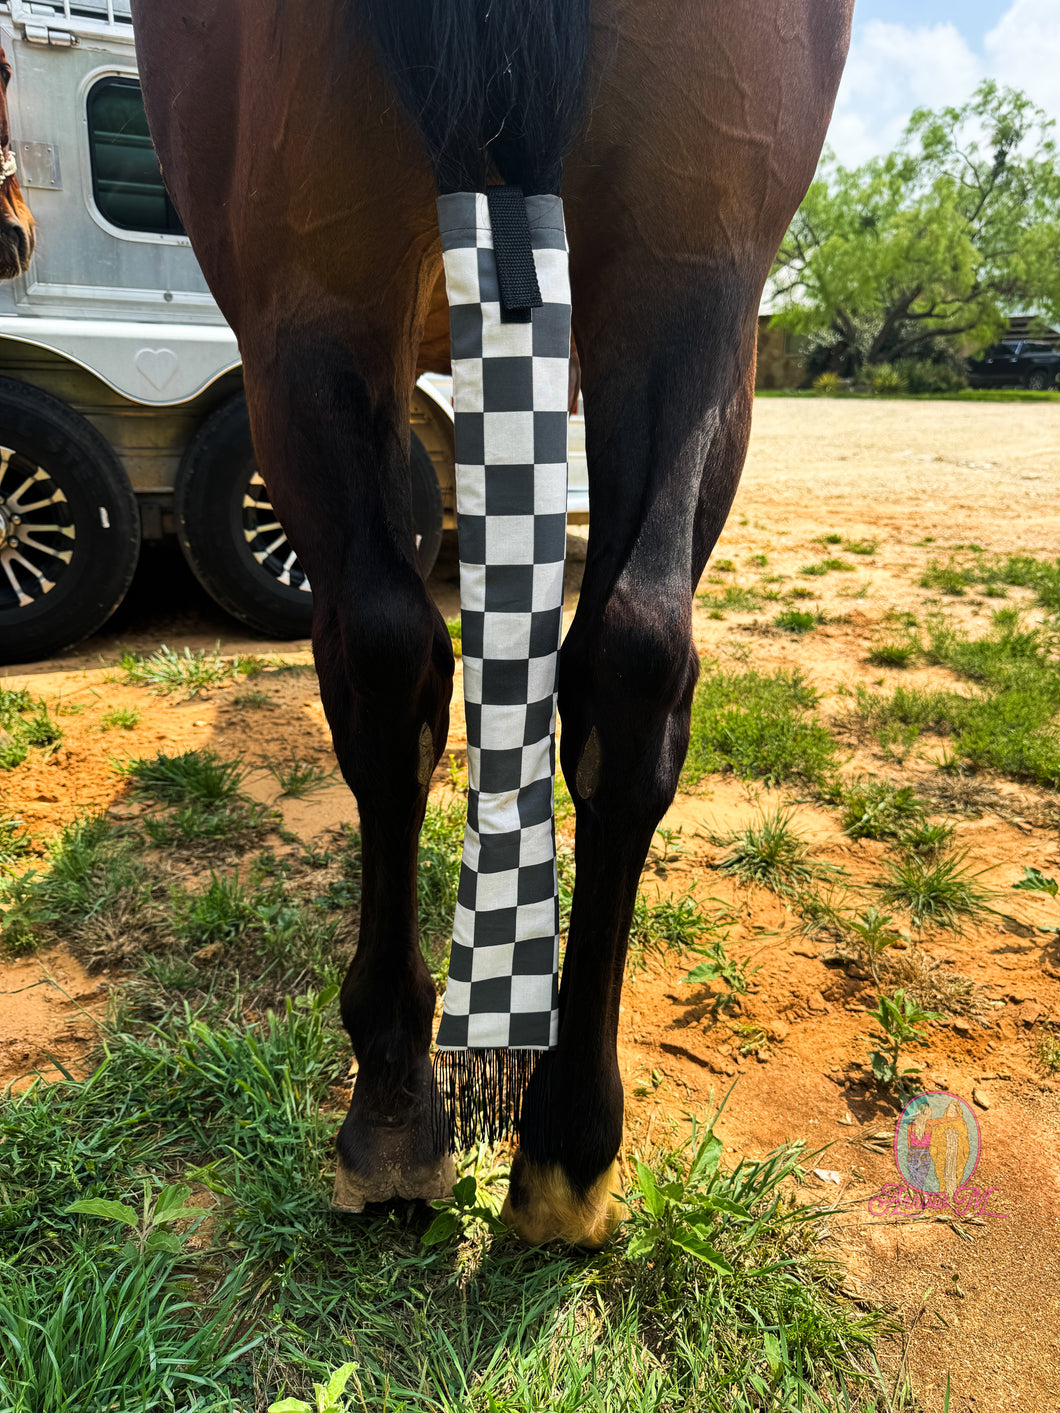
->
[358,0,593,196]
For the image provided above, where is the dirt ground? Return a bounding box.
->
[3,398,1060,1412]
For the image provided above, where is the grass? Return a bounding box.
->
[119,748,250,805]
[684,666,840,788]
[627,888,716,970]
[866,639,917,668]
[0,811,148,956]
[233,689,271,709]
[836,777,926,842]
[417,795,466,978]
[773,609,820,634]
[716,807,828,897]
[849,610,1060,787]
[115,645,260,697]
[0,1002,891,1413]
[698,584,763,614]
[0,815,32,869]
[843,539,878,556]
[445,615,462,657]
[800,558,855,577]
[100,706,141,731]
[263,755,334,798]
[0,689,63,769]
[879,849,997,931]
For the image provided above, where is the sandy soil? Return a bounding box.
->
[3,397,1060,1412]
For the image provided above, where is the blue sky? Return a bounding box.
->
[828,0,1060,165]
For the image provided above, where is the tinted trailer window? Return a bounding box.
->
[87,76,183,235]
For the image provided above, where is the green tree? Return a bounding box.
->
[770,82,1060,374]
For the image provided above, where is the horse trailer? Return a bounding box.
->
[0,0,587,663]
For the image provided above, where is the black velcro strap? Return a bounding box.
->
[487,184,543,324]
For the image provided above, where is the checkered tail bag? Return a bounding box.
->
[433,190,570,1146]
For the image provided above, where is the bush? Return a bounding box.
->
[893,359,967,394]
[812,371,843,394]
[867,363,907,395]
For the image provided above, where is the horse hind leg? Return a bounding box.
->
[240,328,456,1211]
[503,278,760,1248]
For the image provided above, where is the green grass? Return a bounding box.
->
[445,615,462,658]
[684,666,840,788]
[842,539,878,556]
[0,999,891,1413]
[0,815,32,869]
[417,795,466,978]
[850,611,1060,787]
[0,812,148,955]
[866,638,917,668]
[263,755,334,798]
[835,777,926,841]
[627,888,716,970]
[232,688,271,709]
[716,807,828,897]
[118,748,250,805]
[0,689,63,769]
[115,645,259,697]
[100,706,141,731]
[698,584,763,614]
[773,609,819,634]
[799,558,854,577]
[879,849,997,931]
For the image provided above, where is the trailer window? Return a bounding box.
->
[87,77,184,235]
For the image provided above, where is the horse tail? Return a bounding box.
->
[358,0,592,195]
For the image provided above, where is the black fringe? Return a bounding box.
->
[432,1047,542,1152]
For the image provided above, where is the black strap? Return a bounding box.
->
[487,184,543,324]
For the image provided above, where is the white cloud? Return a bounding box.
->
[828,20,982,166]
[986,0,1060,125]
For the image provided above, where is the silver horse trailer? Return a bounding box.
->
[0,0,585,665]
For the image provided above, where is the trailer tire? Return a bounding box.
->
[0,378,140,665]
[174,395,444,639]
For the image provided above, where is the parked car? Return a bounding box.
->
[966,340,1060,392]
[0,0,588,665]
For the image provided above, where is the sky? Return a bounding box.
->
[828,0,1060,166]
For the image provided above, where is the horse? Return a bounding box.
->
[130,0,853,1248]
[0,43,35,280]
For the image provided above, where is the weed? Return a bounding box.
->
[628,888,714,969]
[263,755,334,798]
[116,644,242,696]
[119,748,250,805]
[843,539,878,556]
[845,907,903,983]
[649,824,690,874]
[800,558,854,576]
[773,609,819,634]
[0,815,32,869]
[919,559,970,596]
[0,812,146,955]
[867,638,917,668]
[879,849,997,931]
[717,807,825,896]
[713,558,736,572]
[100,706,141,731]
[699,584,763,613]
[747,553,769,568]
[0,690,62,767]
[839,777,925,841]
[445,615,462,657]
[685,933,758,1010]
[785,585,817,601]
[1012,865,1058,897]
[900,820,956,856]
[816,533,843,545]
[268,1363,359,1413]
[1035,1028,1060,1074]
[684,665,839,787]
[836,581,873,600]
[233,688,271,708]
[866,989,941,1096]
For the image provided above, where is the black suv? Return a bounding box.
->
[967,340,1060,391]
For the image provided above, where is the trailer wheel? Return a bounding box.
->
[0,378,140,666]
[174,395,444,639]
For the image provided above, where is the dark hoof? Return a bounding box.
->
[332,1148,455,1212]
[501,1152,623,1248]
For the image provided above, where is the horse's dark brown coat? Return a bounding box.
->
[130,0,853,1241]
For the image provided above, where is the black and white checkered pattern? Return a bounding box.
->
[435,192,570,1054]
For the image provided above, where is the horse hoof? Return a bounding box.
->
[500,1154,623,1249]
[331,1151,456,1213]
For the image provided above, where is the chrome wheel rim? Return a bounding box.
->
[0,446,76,611]
[242,470,311,593]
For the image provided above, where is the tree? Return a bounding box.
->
[770,82,1060,374]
